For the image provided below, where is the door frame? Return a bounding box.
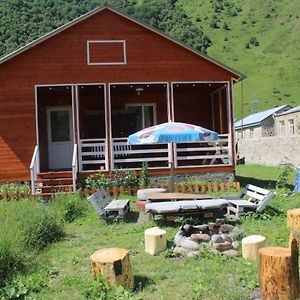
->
[35,84,75,170]
[47,105,74,170]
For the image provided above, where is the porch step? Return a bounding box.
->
[37,171,72,179]
[36,185,73,194]
[33,171,75,198]
[35,178,73,186]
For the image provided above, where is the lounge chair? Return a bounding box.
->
[224,184,275,217]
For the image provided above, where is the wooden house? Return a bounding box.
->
[0,6,243,194]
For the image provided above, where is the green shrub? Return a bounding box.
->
[21,206,65,250]
[49,193,88,223]
[276,159,294,190]
[139,161,150,187]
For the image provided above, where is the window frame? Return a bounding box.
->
[278,120,285,136]
[288,119,295,135]
[125,103,157,130]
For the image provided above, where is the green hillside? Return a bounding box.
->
[179,0,300,119]
[1,0,299,119]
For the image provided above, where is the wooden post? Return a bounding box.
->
[287,208,300,231]
[90,248,134,290]
[259,231,299,300]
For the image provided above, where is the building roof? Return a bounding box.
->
[0,6,244,80]
[276,105,300,116]
[235,105,290,129]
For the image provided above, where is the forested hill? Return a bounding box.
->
[1,0,300,119]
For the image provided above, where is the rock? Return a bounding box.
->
[181,238,200,251]
[208,222,218,233]
[229,227,243,240]
[186,251,200,257]
[194,224,209,232]
[213,241,233,251]
[211,234,224,244]
[219,224,234,233]
[221,234,233,243]
[174,246,190,255]
[180,224,198,237]
[174,232,185,247]
[222,249,239,256]
[232,241,239,249]
[191,233,211,242]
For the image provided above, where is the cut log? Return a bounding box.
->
[90,248,134,290]
[287,208,300,230]
[259,231,299,300]
[242,235,266,260]
[145,227,167,255]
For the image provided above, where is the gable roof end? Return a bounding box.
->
[235,105,291,129]
[0,6,244,80]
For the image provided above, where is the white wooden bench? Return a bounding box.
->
[224,184,275,217]
[87,189,130,220]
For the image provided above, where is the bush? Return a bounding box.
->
[139,161,150,187]
[49,193,88,223]
[276,159,294,190]
[21,206,65,250]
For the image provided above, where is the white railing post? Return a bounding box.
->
[72,144,78,192]
[29,145,39,195]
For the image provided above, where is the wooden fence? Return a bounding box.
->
[0,181,240,201]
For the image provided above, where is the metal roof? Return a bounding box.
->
[276,105,300,116]
[0,6,245,80]
[235,105,290,129]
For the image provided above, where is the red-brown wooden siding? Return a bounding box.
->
[0,8,238,181]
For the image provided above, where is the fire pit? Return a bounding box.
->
[173,220,243,257]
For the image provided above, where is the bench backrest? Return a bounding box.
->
[87,189,112,217]
[241,184,275,212]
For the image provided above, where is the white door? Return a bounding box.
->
[47,106,73,170]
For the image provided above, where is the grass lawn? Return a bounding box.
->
[1,164,299,299]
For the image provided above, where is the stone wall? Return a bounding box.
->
[238,136,300,166]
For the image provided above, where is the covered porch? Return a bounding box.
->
[32,81,233,187]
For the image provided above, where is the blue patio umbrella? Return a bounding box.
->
[128,121,219,145]
[127,121,219,189]
[294,166,300,193]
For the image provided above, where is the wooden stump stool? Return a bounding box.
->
[242,235,266,260]
[259,231,299,300]
[287,208,300,230]
[90,248,134,290]
[145,227,167,255]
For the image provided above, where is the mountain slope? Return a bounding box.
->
[179,0,300,119]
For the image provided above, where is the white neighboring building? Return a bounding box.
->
[235,105,291,139]
[275,105,300,136]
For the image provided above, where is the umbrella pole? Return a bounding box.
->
[169,143,175,192]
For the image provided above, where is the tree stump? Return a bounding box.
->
[90,248,134,290]
[259,231,299,300]
[242,235,266,260]
[145,227,167,255]
[287,208,300,230]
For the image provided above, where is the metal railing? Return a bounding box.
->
[72,144,78,192]
[29,145,40,195]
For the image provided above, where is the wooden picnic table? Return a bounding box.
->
[146,192,212,202]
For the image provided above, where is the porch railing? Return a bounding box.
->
[29,145,40,195]
[72,144,78,192]
[77,134,231,171]
[112,138,171,170]
[174,134,230,167]
[79,139,107,171]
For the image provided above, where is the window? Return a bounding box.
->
[278,120,285,136]
[288,119,295,135]
[126,104,156,131]
[249,128,254,138]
